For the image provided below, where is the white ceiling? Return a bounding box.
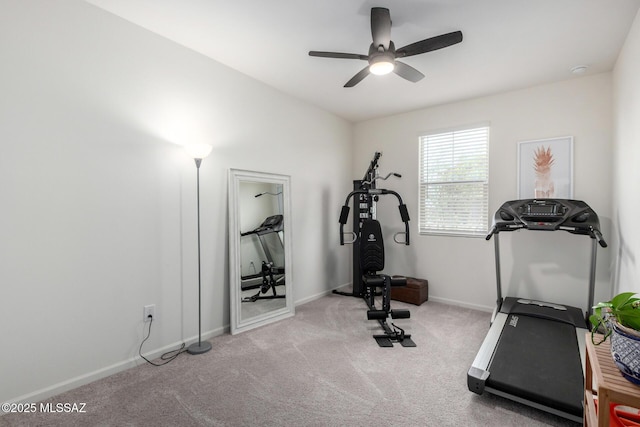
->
[85,0,640,123]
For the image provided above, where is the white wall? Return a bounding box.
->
[353,74,613,312]
[0,0,352,404]
[612,9,640,295]
[2,0,634,408]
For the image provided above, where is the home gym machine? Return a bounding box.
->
[240,214,286,302]
[467,199,607,422]
[336,152,414,347]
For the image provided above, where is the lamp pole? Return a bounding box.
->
[185,145,213,355]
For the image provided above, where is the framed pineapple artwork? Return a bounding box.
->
[517,136,573,199]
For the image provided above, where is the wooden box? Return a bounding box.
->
[390,276,428,306]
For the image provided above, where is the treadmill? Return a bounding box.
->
[239,215,285,300]
[467,199,607,422]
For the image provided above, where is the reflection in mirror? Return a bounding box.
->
[238,182,285,317]
[228,169,293,334]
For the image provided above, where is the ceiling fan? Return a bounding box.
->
[309,7,463,87]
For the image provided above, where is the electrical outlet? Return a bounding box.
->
[143,304,155,322]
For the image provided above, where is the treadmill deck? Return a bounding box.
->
[487,304,584,418]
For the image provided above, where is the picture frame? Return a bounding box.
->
[517,136,573,199]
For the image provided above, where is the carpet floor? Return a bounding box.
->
[1,294,581,426]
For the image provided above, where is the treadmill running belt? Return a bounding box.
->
[487,314,584,417]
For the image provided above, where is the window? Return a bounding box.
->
[419,125,489,237]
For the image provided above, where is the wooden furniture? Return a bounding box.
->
[390,276,428,305]
[584,333,640,426]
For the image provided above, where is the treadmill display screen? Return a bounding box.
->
[527,204,557,216]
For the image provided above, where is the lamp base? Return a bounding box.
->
[187,341,212,355]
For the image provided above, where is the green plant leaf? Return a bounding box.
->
[624,318,640,330]
[592,292,640,339]
[588,314,601,329]
[617,308,640,329]
[593,302,612,309]
[611,292,637,309]
[617,307,640,315]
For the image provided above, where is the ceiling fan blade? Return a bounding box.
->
[371,7,391,50]
[396,31,463,58]
[393,61,425,83]
[309,51,368,60]
[344,66,371,88]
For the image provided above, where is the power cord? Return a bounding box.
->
[139,315,187,366]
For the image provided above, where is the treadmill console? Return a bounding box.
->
[525,201,559,216]
[487,199,607,247]
[520,200,566,225]
[241,214,284,236]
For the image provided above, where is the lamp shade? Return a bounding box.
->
[184,143,213,159]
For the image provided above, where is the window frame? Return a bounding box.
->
[418,124,490,238]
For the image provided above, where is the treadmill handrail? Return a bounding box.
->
[590,227,608,248]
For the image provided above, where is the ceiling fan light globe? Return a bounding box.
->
[369,59,394,75]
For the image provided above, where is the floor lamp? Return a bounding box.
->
[185,143,213,355]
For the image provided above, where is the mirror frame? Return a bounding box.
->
[228,169,294,334]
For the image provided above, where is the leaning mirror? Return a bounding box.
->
[228,169,294,334]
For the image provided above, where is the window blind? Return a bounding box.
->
[419,126,489,236]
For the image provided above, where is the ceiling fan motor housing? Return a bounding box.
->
[368,42,396,74]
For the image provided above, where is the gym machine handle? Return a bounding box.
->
[362,172,402,186]
[338,188,410,246]
[393,232,408,245]
[398,202,410,245]
[342,231,357,245]
[339,205,350,245]
[338,205,357,245]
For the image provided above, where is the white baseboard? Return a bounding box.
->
[293,283,494,314]
[295,282,494,314]
[4,326,228,407]
[428,295,493,313]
